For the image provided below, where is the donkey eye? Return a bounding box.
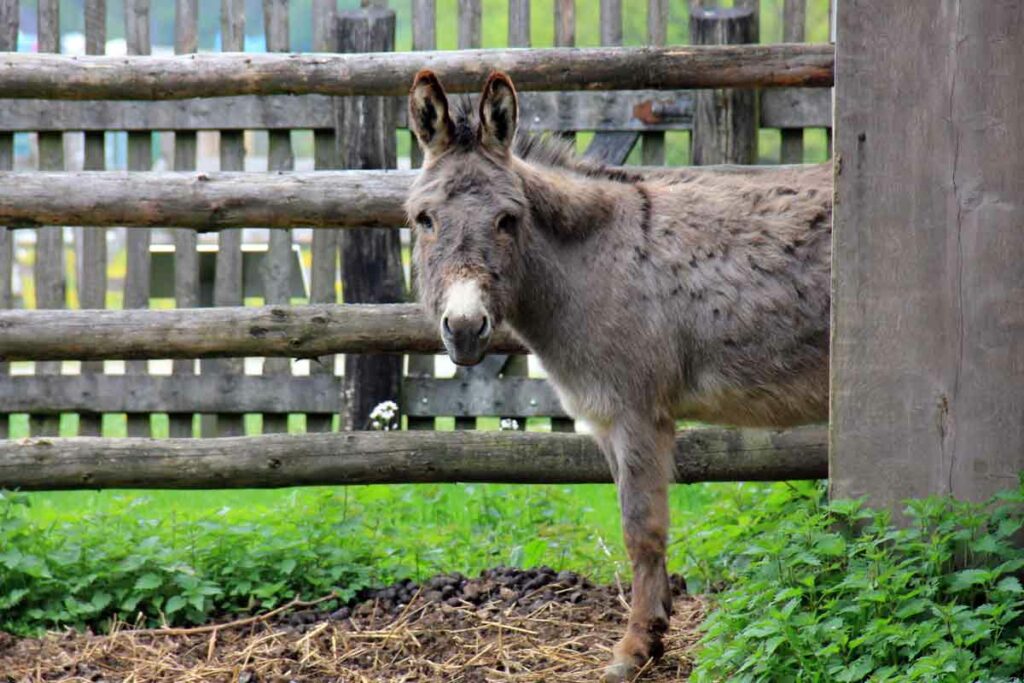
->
[496,213,518,235]
[415,211,434,233]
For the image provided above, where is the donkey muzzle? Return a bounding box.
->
[441,311,492,366]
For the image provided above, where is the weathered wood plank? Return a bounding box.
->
[206,0,247,438]
[78,0,108,437]
[0,90,831,133]
[779,0,806,164]
[0,0,16,53]
[404,377,564,418]
[0,375,341,414]
[0,0,13,440]
[170,0,200,438]
[830,1,1024,512]
[760,87,829,129]
[0,426,828,490]
[0,45,836,100]
[0,303,524,361]
[0,164,817,230]
[457,0,481,50]
[0,375,568,417]
[31,0,64,438]
[338,9,404,432]
[508,0,529,47]
[261,0,294,435]
[641,0,668,167]
[124,0,153,438]
[691,7,757,166]
[554,0,574,47]
[307,0,340,434]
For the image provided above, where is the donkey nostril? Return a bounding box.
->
[442,316,453,336]
[478,316,491,338]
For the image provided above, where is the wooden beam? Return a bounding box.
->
[0,44,835,100]
[0,303,526,361]
[0,170,413,229]
[0,375,342,413]
[0,164,817,230]
[404,377,565,417]
[0,426,828,490]
[760,88,830,128]
[0,90,831,133]
[831,1,1024,511]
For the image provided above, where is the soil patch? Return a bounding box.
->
[0,567,704,682]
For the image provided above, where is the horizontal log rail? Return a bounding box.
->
[0,165,816,230]
[0,45,834,101]
[0,170,413,229]
[0,375,567,417]
[0,427,828,490]
[0,89,832,133]
[0,303,523,361]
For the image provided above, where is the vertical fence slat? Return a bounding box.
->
[123,0,152,438]
[78,0,107,437]
[262,0,294,435]
[202,0,247,437]
[553,0,575,148]
[508,0,529,47]
[307,0,339,434]
[641,0,667,166]
[779,0,806,164]
[32,0,64,437]
[0,0,16,440]
[338,8,403,432]
[554,0,574,46]
[457,0,481,50]
[690,7,757,166]
[406,0,437,431]
[169,0,199,438]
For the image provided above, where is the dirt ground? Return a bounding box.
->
[0,567,704,682]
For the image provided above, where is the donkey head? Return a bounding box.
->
[406,70,528,366]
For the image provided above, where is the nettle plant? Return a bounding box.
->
[684,480,1024,683]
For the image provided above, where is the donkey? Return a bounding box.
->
[406,70,832,682]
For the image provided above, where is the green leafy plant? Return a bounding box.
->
[680,480,1024,682]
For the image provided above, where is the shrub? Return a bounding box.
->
[682,480,1024,682]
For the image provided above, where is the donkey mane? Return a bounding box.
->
[448,98,644,184]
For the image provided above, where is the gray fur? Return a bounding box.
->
[406,71,831,682]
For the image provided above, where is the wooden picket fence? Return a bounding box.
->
[0,0,831,464]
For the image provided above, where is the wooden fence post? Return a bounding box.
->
[690,6,757,166]
[77,0,107,437]
[169,0,199,438]
[32,0,65,438]
[779,0,805,164]
[261,0,295,435]
[205,0,246,438]
[337,8,404,431]
[0,0,14,441]
[307,0,340,434]
[831,1,1024,513]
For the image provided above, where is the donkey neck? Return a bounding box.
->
[506,160,638,355]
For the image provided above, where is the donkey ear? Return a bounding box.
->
[478,72,518,152]
[409,70,454,157]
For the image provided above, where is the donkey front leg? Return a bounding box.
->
[601,418,675,683]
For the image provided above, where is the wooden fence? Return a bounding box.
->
[0,0,834,490]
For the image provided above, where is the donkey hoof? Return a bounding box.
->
[601,661,638,683]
